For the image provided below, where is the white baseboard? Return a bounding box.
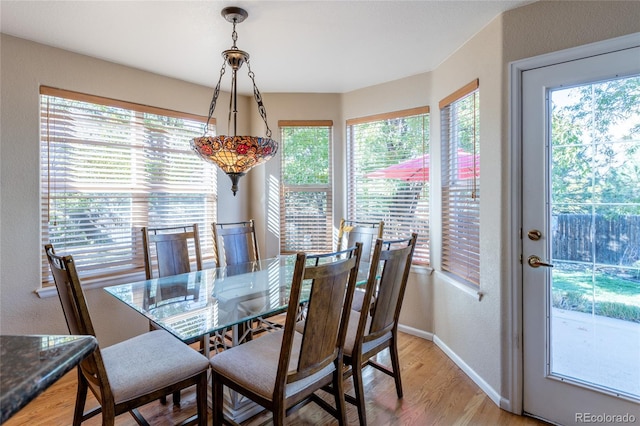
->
[500,396,512,412]
[432,335,503,408]
[372,324,512,412]
[397,323,434,341]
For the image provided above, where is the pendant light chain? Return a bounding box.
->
[190,6,278,195]
[246,60,272,138]
[231,20,239,47]
[203,61,227,134]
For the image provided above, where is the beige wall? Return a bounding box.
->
[0,35,246,346]
[429,13,506,395]
[1,0,639,410]
[503,1,640,64]
[421,0,640,408]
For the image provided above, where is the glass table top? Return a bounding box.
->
[104,255,371,344]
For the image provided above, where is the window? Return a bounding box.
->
[279,120,333,253]
[440,79,480,286]
[40,86,217,286]
[346,107,430,265]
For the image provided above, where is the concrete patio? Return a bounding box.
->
[551,308,640,399]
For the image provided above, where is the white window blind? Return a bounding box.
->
[440,79,480,286]
[346,107,430,265]
[279,121,333,253]
[40,86,217,286]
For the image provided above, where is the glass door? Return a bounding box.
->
[522,45,640,425]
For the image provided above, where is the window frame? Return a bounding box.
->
[346,106,430,265]
[278,120,334,254]
[439,79,481,286]
[40,86,216,288]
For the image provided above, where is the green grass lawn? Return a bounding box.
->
[552,268,640,323]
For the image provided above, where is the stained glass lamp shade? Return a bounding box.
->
[190,7,278,196]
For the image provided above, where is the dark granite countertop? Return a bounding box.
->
[0,334,97,424]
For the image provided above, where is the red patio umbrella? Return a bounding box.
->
[366,149,478,181]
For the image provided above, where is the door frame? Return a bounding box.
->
[507,32,640,416]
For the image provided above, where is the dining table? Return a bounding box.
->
[104,254,371,422]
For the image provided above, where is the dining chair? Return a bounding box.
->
[210,243,363,426]
[336,219,384,261]
[337,219,384,312]
[212,220,260,267]
[141,223,202,281]
[212,219,282,341]
[141,223,224,405]
[342,233,418,426]
[44,244,209,426]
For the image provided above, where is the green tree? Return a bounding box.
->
[551,76,640,214]
[281,126,329,185]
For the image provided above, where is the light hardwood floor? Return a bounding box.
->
[5,333,549,425]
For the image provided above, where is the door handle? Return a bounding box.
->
[528,255,553,268]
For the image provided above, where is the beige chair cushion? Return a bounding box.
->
[101,330,210,403]
[351,288,376,314]
[350,288,366,312]
[210,329,335,401]
[343,310,389,357]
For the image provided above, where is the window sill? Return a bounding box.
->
[37,259,218,298]
[35,286,58,298]
[410,264,434,276]
[35,270,149,299]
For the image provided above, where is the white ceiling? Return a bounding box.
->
[1,0,533,95]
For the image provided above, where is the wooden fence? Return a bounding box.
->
[552,214,640,266]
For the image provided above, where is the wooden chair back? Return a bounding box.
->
[45,244,210,425]
[44,244,113,405]
[278,243,363,392]
[141,224,204,353]
[344,233,417,425]
[212,220,260,267]
[141,224,202,280]
[360,234,417,345]
[337,219,384,261]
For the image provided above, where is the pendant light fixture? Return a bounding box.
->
[191,6,278,196]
